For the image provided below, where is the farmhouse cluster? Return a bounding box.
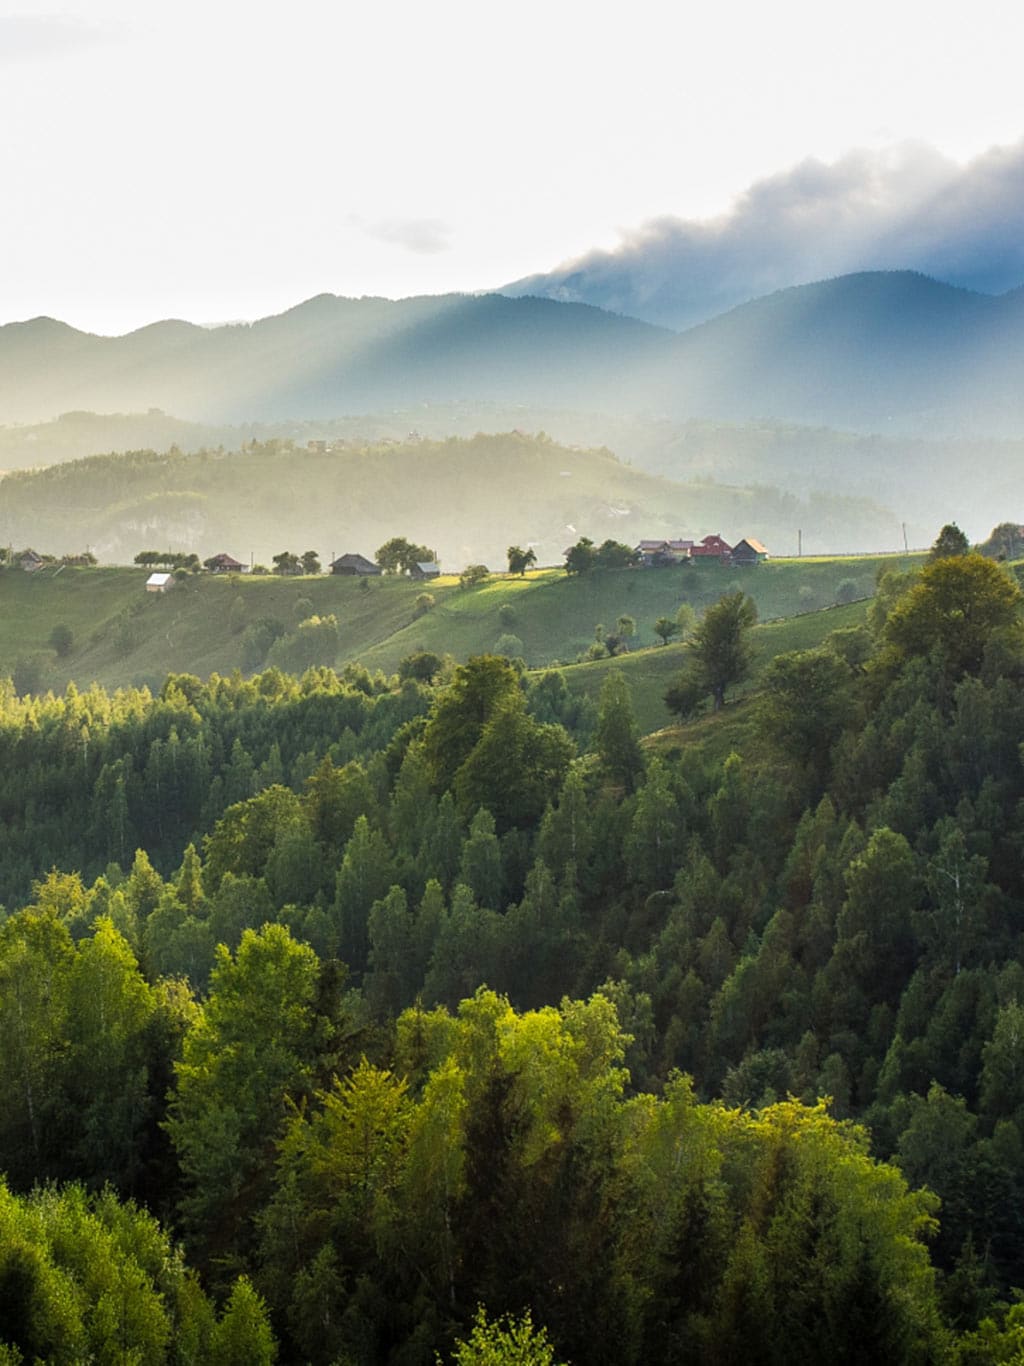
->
[634,534,768,567]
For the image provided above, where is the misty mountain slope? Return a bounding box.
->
[658,271,1024,429]
[0,294,669,424]
[4,273,1024,434]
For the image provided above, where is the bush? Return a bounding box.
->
[294,596,314,621]
[399,651,443,683]
[835,578,861,605]
[413,592,435,619]
[460,563,490,589]
[240,617,286,671]
[493,633,524,659]
[498,603,518,629]
[266,615,340,672]
[49,623,74,657]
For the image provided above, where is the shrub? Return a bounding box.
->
[493,633,524,659]
[49,623,74,657]
[835,578,861,605]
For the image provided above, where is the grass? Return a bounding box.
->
[553,599,871,735]
[0,557,884,704]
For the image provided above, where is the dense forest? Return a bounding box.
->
[4,546,1024,1361]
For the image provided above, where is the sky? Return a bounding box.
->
[2,0,1024,334]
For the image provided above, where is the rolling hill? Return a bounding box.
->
[0,432,902,566]
[0,555,898,700]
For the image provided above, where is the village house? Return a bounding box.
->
[634,538,695,567]
[410,561,441,580]
[330,553,382,576]
[730,538,769,566]
[145,572,174,593]
[19,550,44,573]
[690,534,733,560]
[204,552,246,573]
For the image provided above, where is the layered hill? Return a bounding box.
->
[0,432,900,566]
[0,406,1017,542]
[4,273,1024,435]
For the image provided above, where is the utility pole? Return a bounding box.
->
[797,528,802,558]
[902,522,908,554]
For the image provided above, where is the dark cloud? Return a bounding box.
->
[0,14,119,64]
[505,141,1024,328]
[364,217,453,255]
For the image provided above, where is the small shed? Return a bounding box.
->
[410,561,441,580]
[731,538,769,566]
[146,572,174,593]
[330,553,382,576]
[20,550,44,573]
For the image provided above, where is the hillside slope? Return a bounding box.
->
[0,556,899,699]
[0,432,900,566]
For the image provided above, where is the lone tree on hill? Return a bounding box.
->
[930,523,970,560]
[666,590,758,716]
[654,616,680,646]
[507,545,537,576]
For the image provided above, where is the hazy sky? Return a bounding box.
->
[3,0,1023,334]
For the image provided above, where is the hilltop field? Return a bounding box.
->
[0,554,900,727]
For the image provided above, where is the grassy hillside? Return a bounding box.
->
[556,598,871,735]
[0,554,903,699]
[0,431,903,566]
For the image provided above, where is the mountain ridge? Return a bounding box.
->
[3,273,1024,436]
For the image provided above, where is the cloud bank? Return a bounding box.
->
[364,217,453,255]
[0,14,118,64]
[505,141,1024,328]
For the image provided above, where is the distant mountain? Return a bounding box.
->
[658,271,1024,432]
[0,294,668,426]
[4,273,1024,436]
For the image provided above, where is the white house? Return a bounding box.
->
[146,572,174,593]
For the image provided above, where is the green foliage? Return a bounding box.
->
[272,551,301,576]
[564,536,596,575]
[48,623,73,657]
[930,522,971,560]
[461,563,491,589]
[445,1307,564,1365]
[377,536,438,575]
[885,553,1022,676]
[653,615,679,645]
[595,672,644,791]
[667,589,758,715]
[507,546,537,576]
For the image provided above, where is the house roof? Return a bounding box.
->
[208,552,245,568]
[636,539,670,551]
[146,572,173,586]
[415,561,441,574]
[739,538,769,554]
[331,552,378,570]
